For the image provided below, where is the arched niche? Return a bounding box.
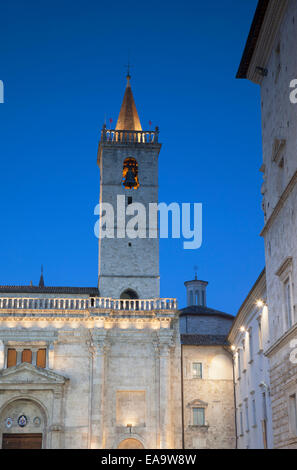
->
[0,397,48,449]
[117,438,144,449]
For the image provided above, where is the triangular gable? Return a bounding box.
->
[0,362,68,385]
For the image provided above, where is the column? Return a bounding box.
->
[158,331,173,449]
[16,348,22,365]
[50,390,64,449]
[32,349,37,366]
[48,343,55,369]
[0,340,4,369]
[90,330,108,449]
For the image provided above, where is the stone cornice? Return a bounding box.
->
[247,0,288,84]
[265,322,297,357]
[260,169,297,237]
[275,257,293,278]
[0,309,177,321]
[0,316,174,332]
[0,330,58,343]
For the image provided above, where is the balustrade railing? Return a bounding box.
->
[100,126,159,144]
[0,297,177,312]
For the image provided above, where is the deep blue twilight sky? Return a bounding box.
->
[0,0,263,315]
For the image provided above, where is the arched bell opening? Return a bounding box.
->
[122,158,139,189]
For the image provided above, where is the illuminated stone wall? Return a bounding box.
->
[182,345,235,449]
[0,304,182,449]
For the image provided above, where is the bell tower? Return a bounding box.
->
[97,74,161,299]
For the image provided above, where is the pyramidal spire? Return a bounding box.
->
[39,265,45,288]
[115,74,142,131]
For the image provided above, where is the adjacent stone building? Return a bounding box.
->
[237,0,297,449]
[228,270,273,449]
[180,276,235,449]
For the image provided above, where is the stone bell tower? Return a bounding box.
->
[97,74,161,299]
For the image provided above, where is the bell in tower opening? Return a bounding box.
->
[122,158,139,189]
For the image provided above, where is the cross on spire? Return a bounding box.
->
[126,60,132,79]
[194,265,198,280]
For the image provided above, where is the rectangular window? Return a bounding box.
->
[22,349,32,364]
[258,318,263,351]
[249,328,254,361]
[262,392,267,421]
[242,339,246,371]
[284,278,293,329]
[7,349,17,368]
[127,196,133,205]
[193,408,205,426]
[245,402,249,432]
[289,394,297,436]
[252,399,257,427]
[36,349,46,368]
[237,350,241,378]
[192,362,202,379]
[239,410,244,436]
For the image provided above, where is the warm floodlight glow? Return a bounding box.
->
[240,326,246,333]
[256,299,265,308]
[231,345,236,351]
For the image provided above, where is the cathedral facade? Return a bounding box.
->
[0,75,235,449]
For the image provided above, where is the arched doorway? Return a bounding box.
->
[120,289,139,310]
[0,398,47,449]
[120,289,139,299]
[118,438,144,449]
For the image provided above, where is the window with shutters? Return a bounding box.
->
[36,349,46,368]
[6,347,47,368]
[7,349,17,368]
[22,349,32,363]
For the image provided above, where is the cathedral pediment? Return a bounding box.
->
[0,362,68,385]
